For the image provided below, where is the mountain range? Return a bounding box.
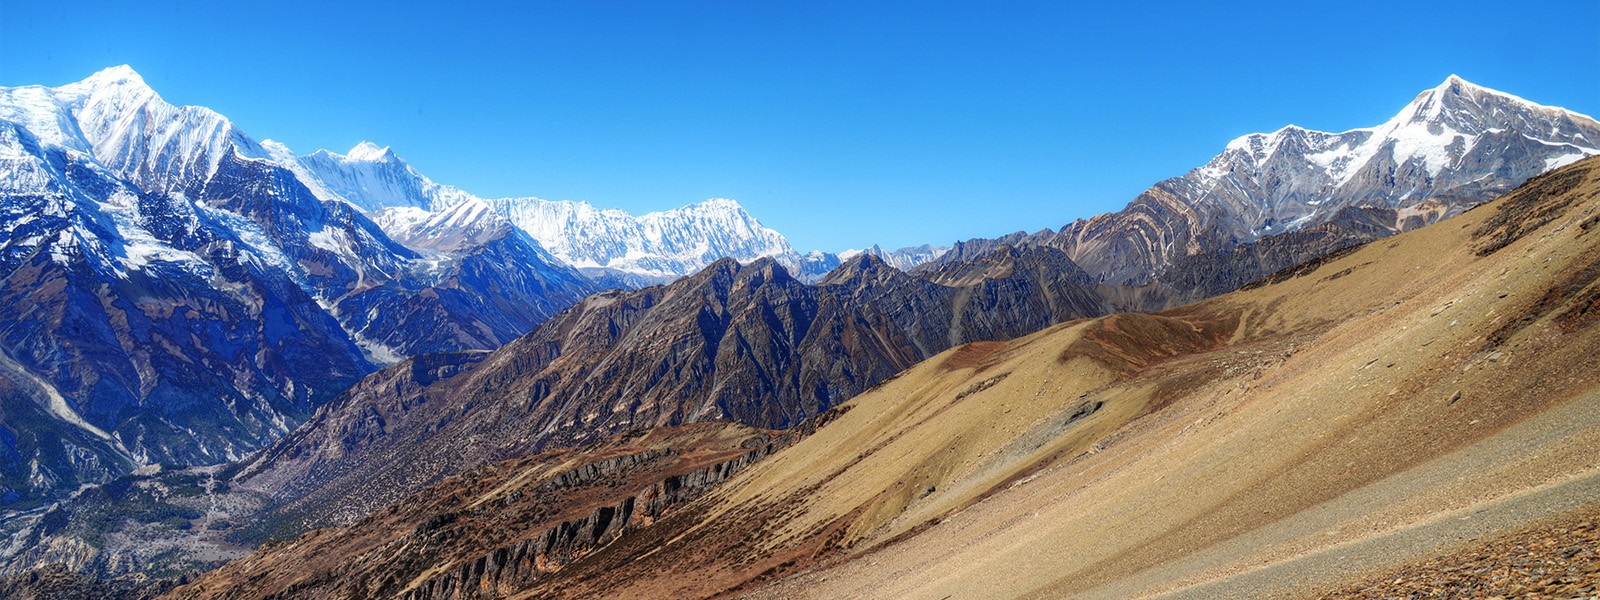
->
[1,67,1597,595]
[226,246,1108,532]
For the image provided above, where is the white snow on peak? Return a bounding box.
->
[1,66,926,282]
[697,197,744,210]
[344,141,394,162]
[1340,75,1596,182]
[1418,74,1590,121]
[852,243,951,271]
[273,136,811,277]
[76,65,147,89]
[369,205,432,233]
[1154,74,1600,264]
[435,196,496,229]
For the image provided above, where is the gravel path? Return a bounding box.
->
[1148,469,1600,599]
[1320,508,1600,599]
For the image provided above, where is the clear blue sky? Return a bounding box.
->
[4,1,1597,252]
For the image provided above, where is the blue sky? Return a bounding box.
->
[4,1,1597,252]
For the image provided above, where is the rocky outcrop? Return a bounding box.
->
[169,421,814,600]
[1144,205,1407,306]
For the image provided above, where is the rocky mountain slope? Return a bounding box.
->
[58,73,1591,584]
[174,156,1600,599]
[930,76,1600,290]
[224,245,1110,532]
[0,67,596,507]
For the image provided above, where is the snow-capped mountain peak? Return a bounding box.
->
[696,197,744,211]
[1204,76,1600,188]
[8,65,273,196]
[1065,75,1600,285]
[485,195,796,278]
[0,68,610,504]
[264,138,472,212]
[371,197,514,253]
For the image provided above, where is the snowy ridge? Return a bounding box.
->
[267,136,819,279]
[838,244,950,271]
[372,198,516,253]
[488,196,795,277]
[54,66,271,194]
[1199,76,1599,196]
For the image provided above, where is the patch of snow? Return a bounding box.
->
[1545,151,1594,172]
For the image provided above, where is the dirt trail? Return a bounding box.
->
[1151,470,1600,599]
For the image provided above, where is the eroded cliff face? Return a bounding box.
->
[169,419,835,600]
[395,444,775,600]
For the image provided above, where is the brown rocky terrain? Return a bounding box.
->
[173,156,1600,599]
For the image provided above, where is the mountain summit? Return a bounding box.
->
[342,141,394,162]
[1039,75,1600,285]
